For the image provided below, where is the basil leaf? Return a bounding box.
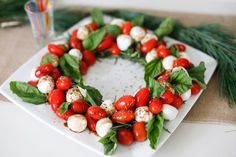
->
[147,112,164,149]
[120,49,146,65]
[147,77,164,98]
[40,53,54,65]
[91,8,104,27]
[187,62,206,89]
[111,123,132,130]
[105,25,121,37]
[131,15,144,26]
[170,69,192,94]
[82,28,106,50]
[99,130,118,155]
[155,17,175,38]
[78,84,103,105]
[58,102,71,114]
[169,45,180,58]
[10,81,47,104]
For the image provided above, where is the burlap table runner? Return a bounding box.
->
[0,10,236,124]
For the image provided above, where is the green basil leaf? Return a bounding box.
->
[99,130,118,155]
[40,53,54,65]
[111,123,132,130]
[132,15,144,26]
[170,45,180,58]
[147,112,164,149]
[147,77,165,98]
[10,81,47,104]
[58,102,71,114]
[170,69,192,94]
[121,49,146,65]
[91,8,104,27]
[82,28,106,50]
[155,17,175,38]
[187,62,206,89]
[105,25,121,37]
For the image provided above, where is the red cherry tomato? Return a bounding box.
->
[191,83,201,95]
[86,22,97,31]
[112,110,135,123]
[87,106,107,120]
[70,100,89,114]
[79,61,88,75]
[140,39,158,54]
[104,34,115,41]
[69,37,83,51]
[27,80,38,87]
[48,89,65,110]
[56,76,72,91]
[115,95,136,110]
[48,44,65,57]
[148,98,163,114]
[157,45,170,58]
[35,64,54,78]
[161,89,175,104]
[55,109,75,121]
[117,128,134,145]
[157,71,170,83]
[82,50,96,66]
[71,29,78,39]
[50,68,62,81]
[96,38,113,52]
[109,42,121,56]
[132,122,147,142]
[171,95,183,109]
[121,21,132,34]
[176,43,186,52]
[173,58,190,68]
[86,113,98,132]
[135,87,150,107]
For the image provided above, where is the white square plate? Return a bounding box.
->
[0,15,217,157]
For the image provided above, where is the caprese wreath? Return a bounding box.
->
[10,8,206,155]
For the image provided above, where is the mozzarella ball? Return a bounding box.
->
[67,114,87,133]
[180,52,190,61]
[145,49,158,63]
[162,104,178,121]
[68,49,83,61]
[77,26,89,40]
[130,26,146,41]
[110,18,125,28]
[96,118,113,137]
[66,87,83,103]
[181,89,191,101]
[117,34,132,51]
[172,66,189,76]
[100,99,116,115]
[141,33,158,44]
[37,75,54,94]
[30,68,39,81]
[135,106,153,123]
[162,56,177,70]
[52,39,69,50]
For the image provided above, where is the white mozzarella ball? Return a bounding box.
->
[30,68,39,81]
[181,89,191,101]
[145,49,158,63]
[100,99,116,115]
[37,75,54,94]
[130,26,146,41]
[66,87,83,103]
[77,26,89,40]
[52,39,69,50]
[162,104,178,121]
[117,34,132,51]
[68,49,83,61]
[110,18,125,28]
[96,118,113,137]
[135,106,153,123]
[67,114,87,133]
[172,66,189,76]
[141,33,158,44]
[162,56,177,70]
[180,52,190,61]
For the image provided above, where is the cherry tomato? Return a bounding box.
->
[56,76,72,91]
[79,61,88,75]
[115,95,136,110]
[148,98,163,114]
[104,34,115,41]
[132,122,147,142]
[176,43,186,52]
[86,113,98,132]
[70,100,89,114]
[96,38,113,52]
[157,45,170,58]
[86,22,97,31]
[71,29,78,39]
[171,95,183,109]
[87,106,107,120]
[69,37,83,51]
[48,44,65,57]
[157,71,170,83]
[112,110,135,123]
[161,89,175,104]
[48,89,65,110]
[117,128,134,145]
[121,21,132,34]
[140,39,158,54]
[50,68,62,81]
[35,64,54,78]
[191,83,201,95]
[82,50,96,66]
[109,42,121,56]
[27,80,38,87]
[173,58,190,68]
[135,87,150,107]
[55,109,75,121]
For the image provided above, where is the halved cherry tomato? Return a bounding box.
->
[86,22,97,31]
[71,29,78,39]
[135,87,150,107]
[27,80,38,87]
[86,113,98,132]
[132,122,147,142]
[191,83,201,95]
[87,106,107,120]
[79,61,88,75]
[82,50,96,66]
[70,100,89,114]
[121,21,132,34]
[48,44,65,57]
[176,43,186,52]
[55,109,75,121]
[161,89,175,104]
[171,95,183,109]
[48,89,65,110]
[109,42,121,56]
[117,128,134,145]
[96,38,113,52]
[69,37,83,51]
[35,64,54,78]
[157,45,170,58]
[148,98,163,114]
[157,71,170,83]
[114,95,136,110]
[56,76,72,91]
[140,39,158,54]
[50,68,62,81]
[112,110,135,123]
[173,58,190,68]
